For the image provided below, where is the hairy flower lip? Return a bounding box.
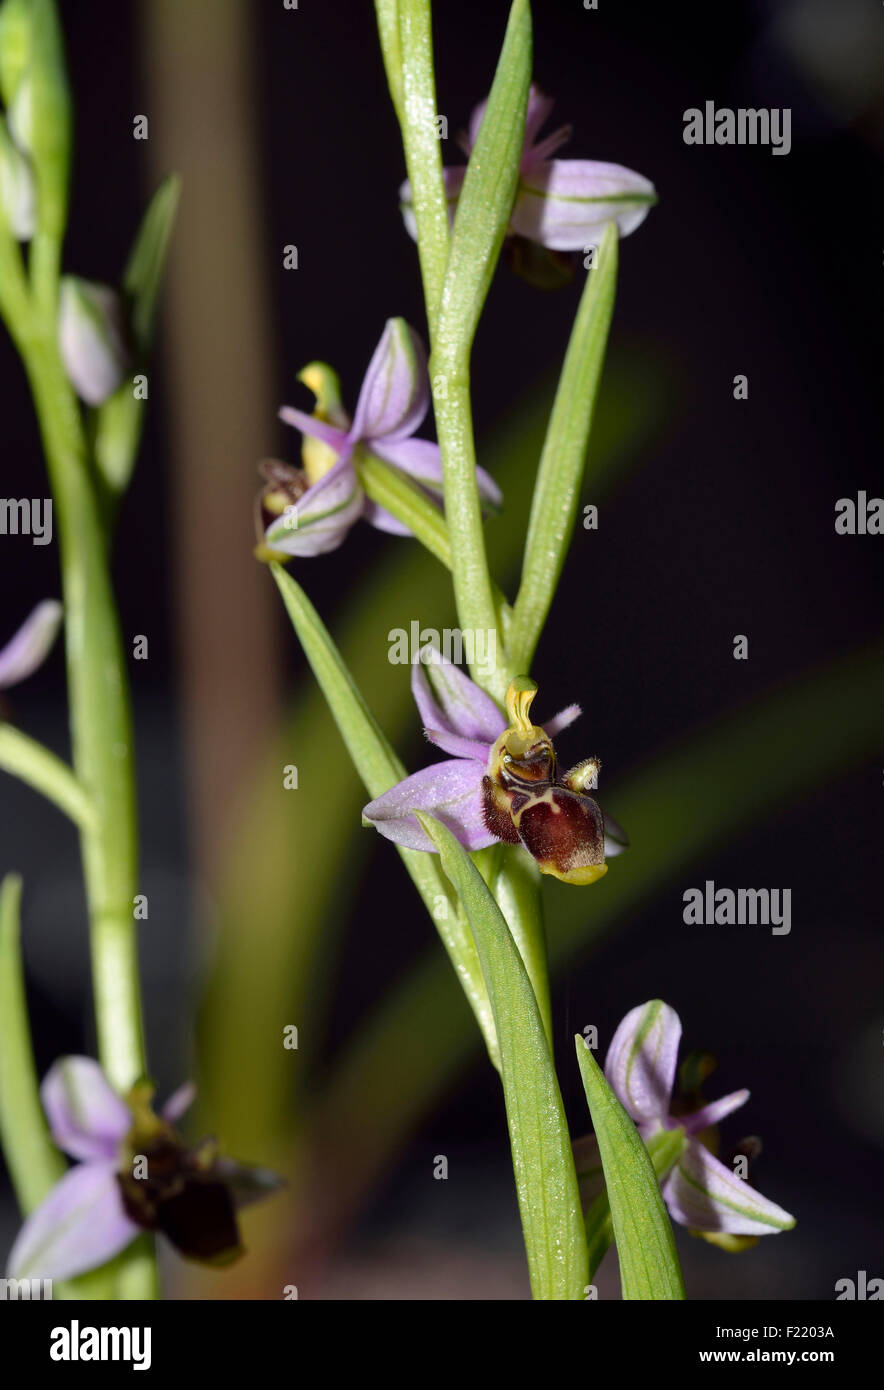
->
[6,1056,280,1281]
[362,647,623,882]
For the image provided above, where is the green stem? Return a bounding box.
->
[430,367,507,697]
[393,0,450,338]
[16,325,156,1301]
[22,332,145,1092]
[0,724,96,828]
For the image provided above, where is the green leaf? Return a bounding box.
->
[0,722,96,828]
[374,0,404,125]
[28,0,70,230]
[122,173,182,352]
[0,0,31,106]
[0,875,119,1299]
[509,223,618,671]
[421,814,587,1300]
[584,1126,686,1278]
[435,0,531,363]
[93,175,181,499]
[0,874,66,1212]
[395,0,449,337]
[270,564,498,1063]
[575,1035,684,1299]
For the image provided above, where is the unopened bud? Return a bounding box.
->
[0,119,35,239]
[58,277,132,406]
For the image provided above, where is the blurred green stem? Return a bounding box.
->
[0,215,154,1297]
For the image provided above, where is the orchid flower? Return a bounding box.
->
[0,600,62,690]
[577,1000,796,1243]
[7,1057,281,1281]
[258,318,501,558]
[400,85,656,252]
[362,647,627,885]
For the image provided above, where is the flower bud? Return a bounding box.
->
[0,0,31,106]
[58,277,132,405]
[0,117,35,239]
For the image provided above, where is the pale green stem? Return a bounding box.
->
[0,724,96,829]
[0,228,156,1298]
[393,0,450,338]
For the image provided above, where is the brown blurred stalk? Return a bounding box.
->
[138,0,280,881]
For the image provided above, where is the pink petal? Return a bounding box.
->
[362,500,413,535]
[543,703,581,738]
[264,455,364,558]
[424,727,491,761]
[7,1161,138,1280]
[162,1081,196,1125]
[372,437,503,513]
[604,1000,682,1126]
[0,601,62,690]
[512,159,656,250]
[279,405,348,452]
[411,649,505,742]
[683,1088,750,1137]
[41,1056,131,1161]
[363,759,494,853]
[350,319,429,445]
[663,1140,795,1236]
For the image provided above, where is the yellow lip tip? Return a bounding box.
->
[540,861,608,886]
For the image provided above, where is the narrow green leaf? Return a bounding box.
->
[0,874,66,1211]
[435,0,531,363]
[509,224,618,671]
[0,0,30,106]
[270,564,498,1063]
[27,0,71,243]
[575,1035,685,1299]
[584,1126,686,1278]
[0,722,96,828]
[122,173,181,353]
[422,814,587,1300]
[0,875,120,1298]
[395,0,449,337]
[374,0,404,125]
[477,843,552,1047]
[93,175,182,498]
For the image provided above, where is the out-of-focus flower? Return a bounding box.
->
[0,118,34,239]
[258,318,501,560]
[400,85,656,252]
[0,600,61,689]
[362,648,627,885]
[58,277,132,406]
[578,1000,796,1241]
[7,1057,281,1280]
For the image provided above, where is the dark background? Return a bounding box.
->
[1,0,882,1298]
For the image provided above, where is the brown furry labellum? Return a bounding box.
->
[481,677,607,885]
